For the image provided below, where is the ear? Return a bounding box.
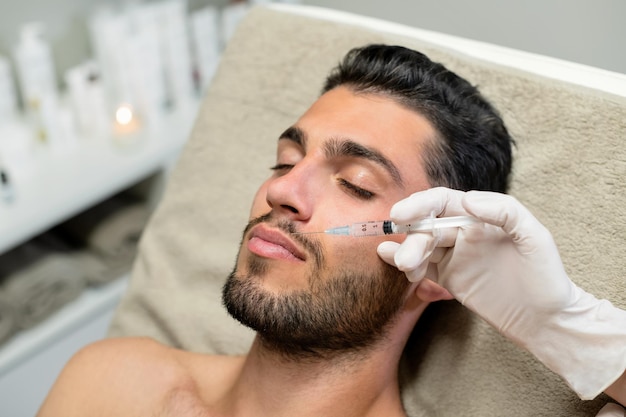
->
[414,278,454,302]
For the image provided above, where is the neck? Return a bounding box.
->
[218,336,407,417]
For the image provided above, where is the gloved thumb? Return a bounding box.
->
[377,241,400,267]
[595,403,625,417]
[377,233,437,283]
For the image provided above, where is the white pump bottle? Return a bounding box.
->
[13,22,62,149]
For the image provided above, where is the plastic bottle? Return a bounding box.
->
[13,22,62,150]
[0,55,17,123]
[159,0,194,109]
[191,5,221,93]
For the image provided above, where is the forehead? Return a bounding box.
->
[295,86,435,151]
[290,86,436,189]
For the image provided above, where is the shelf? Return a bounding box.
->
[0,98,200,254]
[0,275,129,376]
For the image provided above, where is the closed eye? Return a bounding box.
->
[337,178,375,200]
[270,163,294,173]
[271,164,375,200]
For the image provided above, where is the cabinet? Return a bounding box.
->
[0,97,199,416]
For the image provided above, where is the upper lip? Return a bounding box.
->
[249,224,307,261]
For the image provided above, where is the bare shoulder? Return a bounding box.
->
[36,337,199,416]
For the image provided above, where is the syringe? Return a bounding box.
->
[322,216,479,237]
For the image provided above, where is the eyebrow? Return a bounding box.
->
[279,126,306,147]
[278,126,404,188]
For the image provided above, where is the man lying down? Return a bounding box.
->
[37,44,626,417]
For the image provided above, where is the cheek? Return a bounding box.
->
[325,230,410,277]
[249,181,271,218]
[327,235,390,267]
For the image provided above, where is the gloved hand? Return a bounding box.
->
[596,403,625,417]
[377,187,626,400]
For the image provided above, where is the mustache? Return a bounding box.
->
[244,213,325,271]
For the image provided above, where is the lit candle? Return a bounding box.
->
[113,103,141,136]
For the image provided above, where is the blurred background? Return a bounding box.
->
[1,0,624,84]
[0,0,623,415]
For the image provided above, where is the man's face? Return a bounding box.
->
[223,86,435,357]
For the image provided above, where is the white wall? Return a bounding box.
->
[302,0,626,74]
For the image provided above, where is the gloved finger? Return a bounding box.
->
[594,403,625,417]
[403,263,430,283]
[378,237,449,282]
[377,238,436,283]
[390,187,469,224]
[394,233,438,282]
[377,232,454,268]
[377,241,400,267]
[428,247,448,264]
[462,191,553,253]
[428,227,458,248]
[425,261,438,280]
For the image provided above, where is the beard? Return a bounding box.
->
[222,213,410,359]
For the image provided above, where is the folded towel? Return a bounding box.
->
[73,250,131,287]
[54,196,148,256]
[0,236,86,330]
[53,195,149,285]
[0,294,16,345]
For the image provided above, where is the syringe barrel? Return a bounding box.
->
[347,220,392,236]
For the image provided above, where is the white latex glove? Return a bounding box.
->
[377,187,626,400]
[596,403,625,417]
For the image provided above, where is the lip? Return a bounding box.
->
[247,224,307,262]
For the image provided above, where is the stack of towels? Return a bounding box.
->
[0,194,150,346]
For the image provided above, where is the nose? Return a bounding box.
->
[265,161,315,221]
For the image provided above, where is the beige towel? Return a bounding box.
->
[0,293,15,345]
[71,251,118,287]
[0,239,86,329]
[54,196,149,286]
